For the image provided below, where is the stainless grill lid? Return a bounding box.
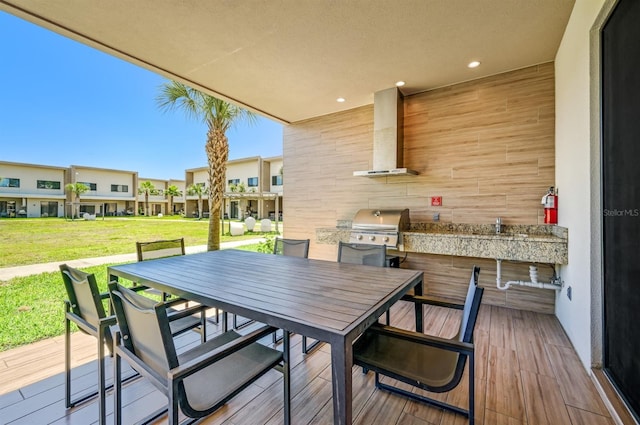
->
[351,209,410,231]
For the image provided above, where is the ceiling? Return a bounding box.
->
[0,0,575,124]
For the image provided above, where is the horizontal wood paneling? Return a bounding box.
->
[284,63,556,313]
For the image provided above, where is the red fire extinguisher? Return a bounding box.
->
[541,186,558,224]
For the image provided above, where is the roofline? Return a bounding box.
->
[0,160,68,171]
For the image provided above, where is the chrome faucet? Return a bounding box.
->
[495,217,502,234]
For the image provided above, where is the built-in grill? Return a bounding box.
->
[349,209,410,249]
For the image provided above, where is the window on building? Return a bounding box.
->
[36,180,61,190]
[156,189,164,196]
[0,178,20,188]
[272,175,283,186]
[227,179,240,185]
[196,182,206,188]
[111,184,129,192]
[79,205,96,215]
[247,177,258,187]
[40,201,58,217]
[79,182,97,191]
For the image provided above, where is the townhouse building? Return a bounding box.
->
[69,165,137,217]
[185,156,283,220]
[0,161,68,218]
[0,155,282,219]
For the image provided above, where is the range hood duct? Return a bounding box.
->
[353,87,418,177]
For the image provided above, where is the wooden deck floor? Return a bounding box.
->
[0,302,614,425]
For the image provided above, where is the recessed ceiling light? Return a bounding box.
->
[395,81,405,87]
[468,61,481,68]
[336,97,345,103]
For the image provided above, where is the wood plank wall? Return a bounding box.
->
[283,63,556,313]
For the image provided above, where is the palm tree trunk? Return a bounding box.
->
[206,128,229,251]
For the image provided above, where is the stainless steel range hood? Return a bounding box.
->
[353,87,418,177]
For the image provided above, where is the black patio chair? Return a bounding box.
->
[272,238,310,345]
[332,242,391,347]
[137,237,217,331]
[60,264,207,425]
[274,237,310,257]
[337,241,386,267]
[109,281,291,425]
[353,266,484,424]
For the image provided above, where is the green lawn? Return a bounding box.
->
[0,264,114,351]
[0,217,278,351]
[0,216,279,267]
[0,240,272,351]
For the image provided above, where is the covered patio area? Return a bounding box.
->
[0,301,614,425]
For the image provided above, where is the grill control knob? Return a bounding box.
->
[383,236,389,242]
[357,235,363,240]
[369,235,376,241]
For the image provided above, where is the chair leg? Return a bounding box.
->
[469,352,475,425]
[209,307,219,324]
[200,311,207,343]
[283,331,291,425]
[302,336,321,354]
[98,324,107,425]
[169,380,180,425]
[273,329,283,344]
[114,341,122,425]
[64,312,71,408]
[233,314,254,329]
[222,311,228,332]
[374,372,470,418]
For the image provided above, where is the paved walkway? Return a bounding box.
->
[0,237,266,281]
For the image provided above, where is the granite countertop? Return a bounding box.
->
[316,222,568,264]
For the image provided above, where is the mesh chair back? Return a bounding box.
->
[60,264,112,348]
[109,282,178,375]
[337,242,386,267]
[458,266,482,343]
[273,238,310,258]
[136,238,185,261]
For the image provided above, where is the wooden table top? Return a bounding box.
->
[108,249,423,343]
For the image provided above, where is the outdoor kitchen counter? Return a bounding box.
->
[316,222,568,264]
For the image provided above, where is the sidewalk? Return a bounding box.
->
[0,237,266,281]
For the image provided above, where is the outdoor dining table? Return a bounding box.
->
[107,248,424,425]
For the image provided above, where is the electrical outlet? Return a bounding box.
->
[433,213,440,222]
[567,286,572,301]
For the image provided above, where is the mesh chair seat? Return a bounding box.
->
[109,282,290,424]
[353,266,484,424]
[180,330,283,412]
[353,329,460,389]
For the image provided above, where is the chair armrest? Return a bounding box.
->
[164,297,201,309]
[169,325,279,381]
[65,308,117,334]
[165,303,208,321]
[367,323,474,355]
[400,294,464,310]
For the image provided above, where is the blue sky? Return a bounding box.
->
[0,12,283,180]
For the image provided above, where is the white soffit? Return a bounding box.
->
[0,0,575,124]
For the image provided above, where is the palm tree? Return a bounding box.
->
[157,81,256,250]
[65,182,89,219]
[138,181,158,216]
[165,185,183,215]
[187,183,208,219]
